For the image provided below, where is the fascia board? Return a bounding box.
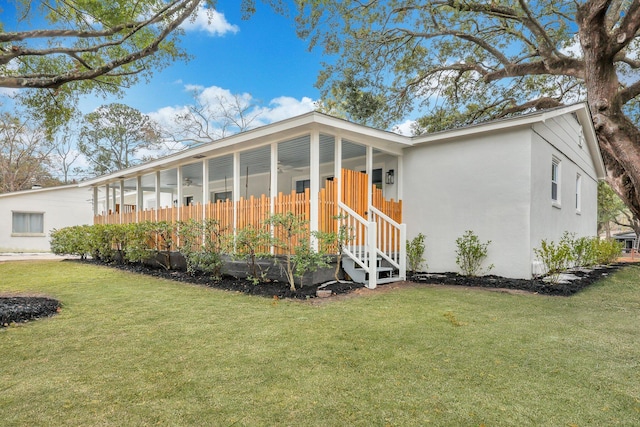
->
[0,184,81,198]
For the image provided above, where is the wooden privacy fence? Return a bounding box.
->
[93,169,402,253]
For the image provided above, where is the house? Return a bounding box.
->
[0,184,95,252]
[80,102,605,285]
[613,231,637,253]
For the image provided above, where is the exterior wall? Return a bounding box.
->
[403,128,534,278]
[529,115,599,273]
[0,186,94,252]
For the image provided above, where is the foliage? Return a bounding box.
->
[314,214,353,282]
[78,103,161,176]
[534,232,622,283]
[455,230,493,277]
[123,221,176,270]
[267,212,329,291]
[534,233,574,284]
[295,0,640,224]
[406,233,427,274]
[0,112,59,193]
[50,225,93,259]
[232,225,273,281]
[177,218,226,278]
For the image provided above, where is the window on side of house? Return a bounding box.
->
[575,174,582,213]
[295,179,310,194]
[12,212,44,235]
[551,158,560,206]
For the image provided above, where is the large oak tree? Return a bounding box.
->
[295,1,640,219]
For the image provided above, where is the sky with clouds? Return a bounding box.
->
[73,2,327,132]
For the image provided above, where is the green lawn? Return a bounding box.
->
[1,261,639,426]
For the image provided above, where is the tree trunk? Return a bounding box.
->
[578,3,640,221]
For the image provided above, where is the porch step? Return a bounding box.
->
[341,256,401,287]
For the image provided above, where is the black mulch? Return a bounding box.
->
[410,263,629,296]
[0,297,60,327]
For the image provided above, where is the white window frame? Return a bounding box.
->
[575,173,582,214]
[11,211,45,236]
[551,157,561,208]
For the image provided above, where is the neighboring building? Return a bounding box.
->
[613,231,637,253]
[0,185,94,252]
[80,103,605,284]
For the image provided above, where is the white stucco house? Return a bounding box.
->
[81,102,605,285]
[0,184,94,252]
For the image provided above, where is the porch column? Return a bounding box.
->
[270,143,278,255]
[233,152,240,235]
[176,166,183,221]
[397,155,404,201]
[334,135,342,204]
[310,130,320,250]
[112,186,117,215]
[202,159,209,220]
[105,183,110,214]
[155,171,161,221]
[119,179,125,223]
[366,145,373,219]
[92,187,98,217]
[136,175,143,223]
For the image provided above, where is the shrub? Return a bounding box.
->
[594,238,623,265]
[534,237,573,284]
[315,214,353,282]
[177,218,225,278]
[232,224,273,280]
[267,212,329,291]
[406,233,427,274]
[50,225,92,259]
[455,230,493,276]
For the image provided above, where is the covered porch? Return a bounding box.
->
[84,114,408,287]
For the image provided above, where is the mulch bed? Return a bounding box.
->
[0,296,60,327]
[1,260,633,327]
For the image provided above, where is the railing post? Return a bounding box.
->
[367,221,377,289]
[399,223,407,280]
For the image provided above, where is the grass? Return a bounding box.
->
[1,260,639,426]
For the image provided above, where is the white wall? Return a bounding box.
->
[403,128,534,278]
[529,115,599,267]
[0,186,94,252]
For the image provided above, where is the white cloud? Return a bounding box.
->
[392,119,416,136]
[181,6,239,36]
[255,96,316,124]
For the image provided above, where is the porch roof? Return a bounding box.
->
[79,111,411,188]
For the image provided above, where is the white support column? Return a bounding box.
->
[270,143,278,255]
[136,176,143,223]
[233,152,240,235]
[367,222,377,289]
[366,145,373,219]
[92,187,98,217]
[155,171,161,221]
[310,131,320,250]
[112,186,117,215]
[202,159,209,220]
[105,183,110,214]
[397,155,404,201]
[176,167,183,220]
[119,179,125,223]
[334,135,342,205]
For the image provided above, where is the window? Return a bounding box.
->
[295,179,310,194]
[551,158,560,205]
[12,212,44,235]
[184,196,194,206]
[360,168,383,189]
[213,191,232,202]
[575,174,582,213]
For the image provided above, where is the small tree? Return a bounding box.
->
[233,225,273,281]
[177,219,226,278]
[455,230,493,277]
[267,212,329,291]
[406,233,427,275]
[315,214,353,282]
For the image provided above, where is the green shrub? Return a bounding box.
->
[455,230,493,276]
[232,224,273,280]
[406,233,427,274]
[594,238,623,265]
[50,225,92,259]
[267,212,329,291]
[177,218,225,278]
[534,237,572,284]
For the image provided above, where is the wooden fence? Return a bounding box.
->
[93,169,402,253]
